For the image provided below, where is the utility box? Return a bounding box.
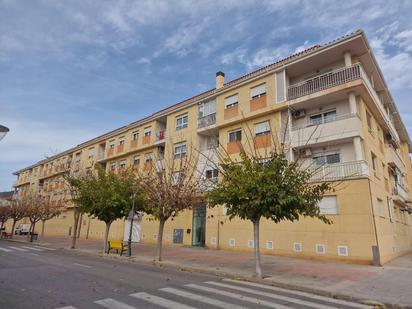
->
[173,229,183,244]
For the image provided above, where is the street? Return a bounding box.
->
[0,241,372,309]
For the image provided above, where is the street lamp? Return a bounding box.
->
[0,125,9,141]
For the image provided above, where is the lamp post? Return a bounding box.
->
[127,192,136,257]
[0,125,9,141]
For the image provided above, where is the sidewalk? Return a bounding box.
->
[8,235,412,308]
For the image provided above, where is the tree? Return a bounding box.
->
[66,165,143,253]
[205,121,333,278]
[0,202,11,231]
[8,196,28,238]
[25,193,43,242]
[138,143,200,261]
[39,197,64,239]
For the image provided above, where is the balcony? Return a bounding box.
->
[307,160,369,182]
[198,113,216,129]
[154,131,166,144]
[392,183,409,203]
[287,63,399,142]
[385,144,405,170]
[290,113,361,148]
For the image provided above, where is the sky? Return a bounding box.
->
[1,0,412,191]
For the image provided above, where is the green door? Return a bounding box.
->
[192,204,206,246]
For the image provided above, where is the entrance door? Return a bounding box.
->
[123,217,141,242]
[192,204,206,246]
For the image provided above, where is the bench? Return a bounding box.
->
[107,240,128,256]
[1,232,12,239]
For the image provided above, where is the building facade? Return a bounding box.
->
[10,30,412,264]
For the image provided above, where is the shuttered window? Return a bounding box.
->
[318,196,338,214]
[225,94,238,108]
[251,84,266,99]
[255,121,270,136]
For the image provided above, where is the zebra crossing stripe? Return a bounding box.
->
[205,281,337,309]
[160,287,248,309]
[7,246,27,252]
[185,284,293,309]
[34,245,56,251]
[54,306,77,309]
[130,292,197,309]
[223,279,372,309]
[0,247,12,252]
[21,246,43,251]
[94,298,136,309]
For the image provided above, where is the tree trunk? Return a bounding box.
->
[71,211,80,249]
[41,220,46,239]
[156,217,166,262]
[103,221,112,254]
[10,219,17,239]
[27,222,34,242]
[77,213,83,238]
[0,221,4,231]
[30,222,36,242]
[253,218,263,278]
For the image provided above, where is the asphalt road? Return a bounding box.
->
[0,241,372,309]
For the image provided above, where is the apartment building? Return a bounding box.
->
[11,30,412,264]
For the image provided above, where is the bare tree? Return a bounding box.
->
[138,142,201,261]
[25,193,44,242]
[39,197,64,239]
[8,196,28,238]
[0,202,11,231]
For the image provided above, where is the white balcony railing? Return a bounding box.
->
[198,113,216,129]
[308,160,369,182]
[288,64,361,100]
[385,144,405,170]
[393,183,409,201]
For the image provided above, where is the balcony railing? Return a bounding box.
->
[288,64,361,100]
[291,112,359,131]
[308,160,369,182]
[198,113,216,129]
[393,183,409,201]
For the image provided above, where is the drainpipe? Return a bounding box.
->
[368,179,382,266]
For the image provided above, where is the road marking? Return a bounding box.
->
[21,246,43,251]
[29,253,39,256]
[73,263,92,268]
[0,247,12,252]
[34,245,56,251]
[94,298,136,309]
[130,292,197,309]
[185,284,293,309]
[206,281,336,309]
[223,279,372,309]
[160,287,248,309]
[7,246,28,251]
[55,306,77,309]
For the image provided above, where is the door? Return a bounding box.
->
[192,204,206,246]
[123,217,141,242]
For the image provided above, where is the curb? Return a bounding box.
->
[1,239,400,308]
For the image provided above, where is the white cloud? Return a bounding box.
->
[244,45,291,70]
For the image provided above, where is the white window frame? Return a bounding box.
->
[119,137,125,145]
[228,129,242,143]
[309,109,337,126]
[174,142,187,159]
[145,153,153,163]
[250,84,266,99]
[255,121,271,136]
[205,169,218,180]
[176,114,188,131]
[132,131,139,140]
[119,160,126,169]
[225,94,239,109]
[312,152,340,166]
[110,162,116,171]
[144,127,151,137]
[109,140,115,149]
[133,155,140,165]
[88,147,95,159]
[318,196,338,215]
[199,99,216,117]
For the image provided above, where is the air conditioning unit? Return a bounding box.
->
[299,148,312,157]
[292,109,306,119]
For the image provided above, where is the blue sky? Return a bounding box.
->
[1,0,412,190]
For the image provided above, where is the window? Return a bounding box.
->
[387,197,394,222]
[255,121,270,136]
[228,129,242,143]
[366,111,372,132]
[109,140,115,149]
[313,153,340,166]
[309,110,336,125]
[110,162,116,171]
[119,160,126,169]
[250,84,266,99]
[205,169,219,180]
[132,131,139,140]
[176,114,188,130]
[225,94,238,109]
[145,153,153,163]
[133,155,140,165]
[199,99,216,117]
[371,152,377,173]
[119,137,125,145]
[88,147,95,159]
[144,127,151,136]
[172,171,184,185]
[318,196,338,214]
[174,142,187,159]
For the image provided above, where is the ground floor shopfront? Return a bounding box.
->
[5,179,412,264]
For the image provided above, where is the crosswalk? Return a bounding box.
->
[55,279,372,309]
[0,244,56,253]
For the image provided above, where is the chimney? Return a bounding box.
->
[215,71,225,89]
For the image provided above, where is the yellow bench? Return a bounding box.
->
[107,240,128,256]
